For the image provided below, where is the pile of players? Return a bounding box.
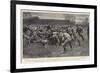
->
[23,24,89,52]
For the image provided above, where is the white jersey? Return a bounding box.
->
[61,32,72,46]
[63,32,71,41]
[52,32,58,37]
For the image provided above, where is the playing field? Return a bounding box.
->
[23,27,89,58]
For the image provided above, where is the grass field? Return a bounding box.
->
[23,28,89,58]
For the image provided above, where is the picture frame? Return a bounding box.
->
[10,0,97,73]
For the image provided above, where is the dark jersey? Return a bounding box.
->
[76,27,83,33]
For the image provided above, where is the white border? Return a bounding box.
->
[16,4,94,69]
